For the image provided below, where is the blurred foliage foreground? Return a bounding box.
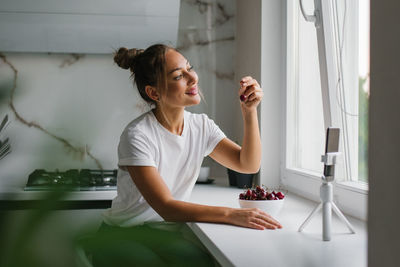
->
[0,190,214,267]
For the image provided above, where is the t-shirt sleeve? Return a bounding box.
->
[204,115,226,156]
[118,129,156,168]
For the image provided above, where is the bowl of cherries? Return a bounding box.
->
[238,186,286,217]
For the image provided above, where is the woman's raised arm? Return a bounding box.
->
[209,76,263,174]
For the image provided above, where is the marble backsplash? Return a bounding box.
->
[0,0,236,188]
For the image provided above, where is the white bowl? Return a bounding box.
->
[239,198,284,218]
[197,166,210,182]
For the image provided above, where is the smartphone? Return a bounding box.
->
[325,128,340,153]
[324,128,340,178]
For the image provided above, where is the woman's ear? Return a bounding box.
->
[145,86,160,102]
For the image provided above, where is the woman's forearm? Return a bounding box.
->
[236,76,263,173]
[239,109,261,173]
[158,199,282,230]
[126,163,280,229]
[161,199,232,223]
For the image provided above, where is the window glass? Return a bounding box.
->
[287,0,369,183]
[296,0,324,173]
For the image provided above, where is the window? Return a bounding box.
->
[284,0,369,219]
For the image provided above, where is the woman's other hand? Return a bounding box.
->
[228,208,282,230]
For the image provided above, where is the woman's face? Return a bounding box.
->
[160,49,200,108]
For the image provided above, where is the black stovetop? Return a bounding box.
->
[24,169,117,191]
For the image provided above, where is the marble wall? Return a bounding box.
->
[179,0,237,177]
[0,0,236,188]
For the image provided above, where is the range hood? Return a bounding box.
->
[0,0,181,54]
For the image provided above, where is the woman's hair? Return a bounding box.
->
[113,44,175,105]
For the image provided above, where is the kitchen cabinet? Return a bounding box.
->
[0,208,107,266]
[0,0,180,53]
[0,187,113,264]
[0,190,114,248]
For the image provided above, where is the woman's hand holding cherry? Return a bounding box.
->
[239,76,263,112]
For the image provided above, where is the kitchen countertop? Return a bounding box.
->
[188,180,367,267]
[0,179,367,266]
[0,187,117,201]
[0,186,117,209]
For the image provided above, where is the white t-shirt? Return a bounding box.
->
[102,110,226,227]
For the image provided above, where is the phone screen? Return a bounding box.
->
[325,128,340,153]
[324,128,340,178]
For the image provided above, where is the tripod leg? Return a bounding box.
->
[298,203,322,232]
[322,202,332,241]
[331,202,356,234]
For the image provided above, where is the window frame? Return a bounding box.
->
[282,0,368,220]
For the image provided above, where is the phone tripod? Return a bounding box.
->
[298,152,356,241]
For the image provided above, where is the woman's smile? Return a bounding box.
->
[186,86,198,95]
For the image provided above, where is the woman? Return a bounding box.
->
[96,44,281,265]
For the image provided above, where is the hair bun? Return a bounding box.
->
[113,47,144,71]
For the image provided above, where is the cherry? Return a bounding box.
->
[275,191,285,199]
[267,193,275,200]
[246,189,252,197]
[239,186,285,201]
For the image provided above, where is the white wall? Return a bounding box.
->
[235,0,261,141]
[234,0,261,185]
[260,0,285,188]
[368,0,400,266]
[235,0,284,187]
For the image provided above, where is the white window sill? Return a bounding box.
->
[336,180,368,194]
[281,168,368,220]
[189,181,367,267]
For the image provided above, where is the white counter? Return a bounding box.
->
[188,182,367,267]
[0,187,117,201]
[0,181,367,267]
